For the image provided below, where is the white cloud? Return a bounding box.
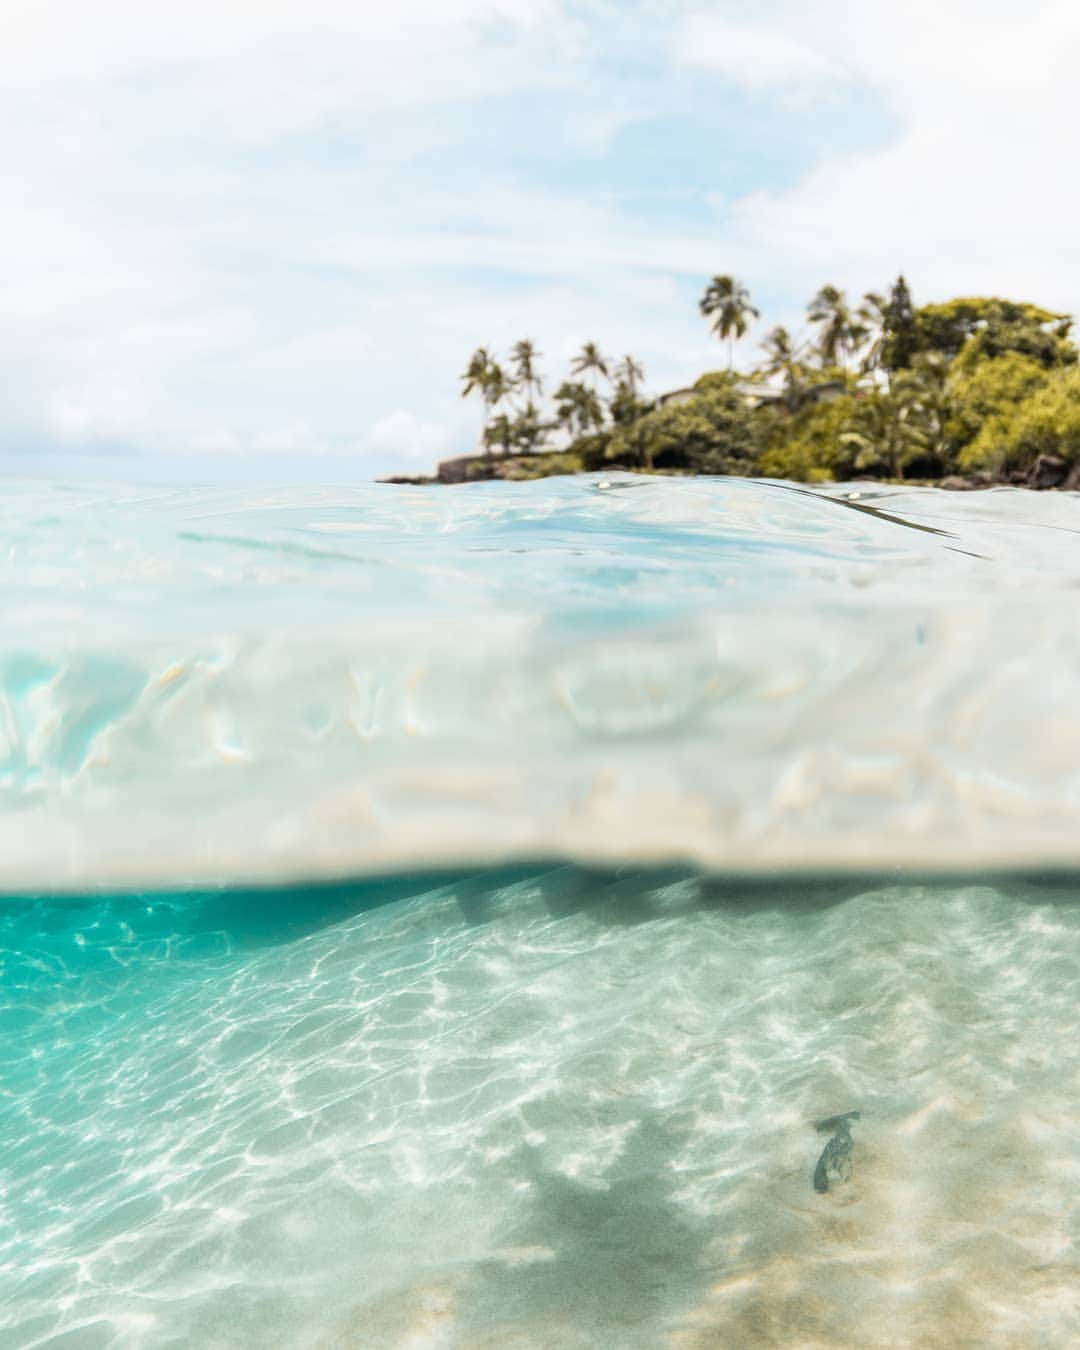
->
[258,328,373,366]
[4,0,1080,476]
[0,0,584,464]
[675,16,842,90]
[0,1,569,115]
[369,411,455,465]
[680,1,1080,313]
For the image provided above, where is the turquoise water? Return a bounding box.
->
[2,476,1080,1346]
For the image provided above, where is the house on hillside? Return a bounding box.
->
[656,378,849,411]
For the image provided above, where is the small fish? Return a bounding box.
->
[813,1110,860,1194]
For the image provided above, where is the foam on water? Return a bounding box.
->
[2,475,1080,1346]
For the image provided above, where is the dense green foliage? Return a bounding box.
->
[959,366,1080,474]
[911,298,1074,369]
[605,374,763,473]
[456,276,1080,486]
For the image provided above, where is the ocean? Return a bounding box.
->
[2,474,1078,1347]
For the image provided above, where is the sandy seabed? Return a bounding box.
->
[3,871,1077,1349]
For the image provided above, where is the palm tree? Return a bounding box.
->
[609,356,647,426]
[554,380,605,437]
[840,385,931,479]
[482,362,512,414]
[473,361,512,457]
[483,412,515,457]
[759,326,809,411]
[699,275,760,370]
[855,292,888,375]
[891,352,951,465]
[510,339,543,402]
[614,355,645,398]
[570,342,610,389]
[807,285,863,369]
[460,347,498,452]
[512,401,548,454]
[759,326,804,380]
[460,347,493,401]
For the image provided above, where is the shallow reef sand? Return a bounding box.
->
[3,871,1078,1348]
[2,476,1080,1346]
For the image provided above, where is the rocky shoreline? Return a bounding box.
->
[383,450,1080,491]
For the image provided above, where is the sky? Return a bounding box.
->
[3,0,1079,482]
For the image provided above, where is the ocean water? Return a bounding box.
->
[2,475,1079,1347]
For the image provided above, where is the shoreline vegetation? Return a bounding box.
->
[382,275,1080,490]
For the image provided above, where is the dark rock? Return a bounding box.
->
[437,454,495,484]
[939,475,980,490]
[1027,454,1068,489]
[1064,462,1080,492]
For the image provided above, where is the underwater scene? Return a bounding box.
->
[2,475,1079,1347]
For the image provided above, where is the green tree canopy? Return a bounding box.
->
[958,366,1080,475]
[915,298,1075,369]
[880,275,918,373]
[511,401,549,454]
[483,412,515,457]
[455,276,1080,488]
[839,387,933,480]
[554,380,605,437]
[757,394,860,483]
[606,379,761,474]
[946,352,1050,462]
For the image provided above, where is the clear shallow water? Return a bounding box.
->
[2,475,1080,1346]
[3,872,1079,1347]
[5,474,1080,886]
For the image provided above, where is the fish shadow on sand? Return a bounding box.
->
[459,1111,711,1341]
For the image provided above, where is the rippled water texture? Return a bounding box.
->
[3,872,1079,1347]
[5,475,1080,887]
[2,476,1080,1346]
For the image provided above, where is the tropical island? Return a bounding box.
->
[383,276,1080,490]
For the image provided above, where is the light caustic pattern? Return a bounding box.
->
[2,872,1078,1348]
[6,477,1080,888]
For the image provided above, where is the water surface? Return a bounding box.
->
[5,475,1080,887]
[2,476,1079,1346]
